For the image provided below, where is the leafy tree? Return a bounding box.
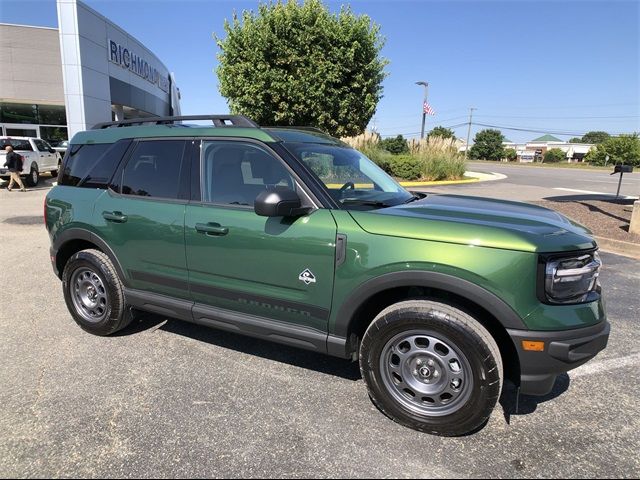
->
[581,131,610,144]
[215,0,388,137]
[585,133,640,167]
[427,126,455,140]
[379,135,409,155]
[544,148,566,163]
[469,129,505,161]
[504,148,517,161]
[569,137,583,143]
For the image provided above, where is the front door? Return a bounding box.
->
[33,139,56,170]
[185,140,337,332]
[93,139,191,300]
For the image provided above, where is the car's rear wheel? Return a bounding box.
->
[62,249,133,335]
[359,300,503,436]
[25,165,39,187]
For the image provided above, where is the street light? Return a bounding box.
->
[416,81,429,139]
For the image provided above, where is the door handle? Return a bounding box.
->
[102,211,128,223]
[195,222,229,236]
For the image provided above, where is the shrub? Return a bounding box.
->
[504,148,517,161]
[413,136,467,181]
[388,155,422,180]
[379,135,409,155]
[359,144,394,173]
[341,130,380,150]
[544,148,566,163]
[421,151,467,181]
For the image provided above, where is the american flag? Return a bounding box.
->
[423,101,435,116]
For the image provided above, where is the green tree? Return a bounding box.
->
[469,129,505,161]
[215,0,388,137]
[504,148,517,161]
[569,137,582,143]
[544,148,566,163]
[581,131,610,144]
[585,133,640,166]
[379,135,409,155]
[427,126,455,140]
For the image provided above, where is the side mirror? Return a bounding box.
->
[254,187,310,217]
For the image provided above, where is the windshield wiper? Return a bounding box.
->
[403,195,422,204]
[341,199,392,208]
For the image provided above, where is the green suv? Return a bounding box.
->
[46,115,609,436]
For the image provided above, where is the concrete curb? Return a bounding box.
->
[595,236,640,260]
[398,170,506,187]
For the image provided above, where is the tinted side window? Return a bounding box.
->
[59,143,111,186]
[1,139,33,151]
[121,140,185,199]
[81,140,131,189]
[34,139,49,152]
[202,141,294,206]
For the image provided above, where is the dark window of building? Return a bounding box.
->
[37,105,67,125]
[121,140,185,199]
[40,126,68,143]
[202,141,294,206]
[0,103,38,124]
[59,143,111,187]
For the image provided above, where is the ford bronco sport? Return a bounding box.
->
[45,115,609,436]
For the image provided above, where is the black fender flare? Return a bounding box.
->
[332,270,528,339]
[52,227,128,284]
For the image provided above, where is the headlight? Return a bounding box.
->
[543,251,602,304]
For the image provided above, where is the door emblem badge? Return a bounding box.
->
[298,269,316,285]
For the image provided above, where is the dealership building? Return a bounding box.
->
[0,0,181,143]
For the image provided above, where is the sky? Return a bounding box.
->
[1,0,639,142]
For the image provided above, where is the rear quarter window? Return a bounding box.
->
[0,139,33,151]
[59,140,130,188]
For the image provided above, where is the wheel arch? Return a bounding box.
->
[332,271,525,385]
[53,228,127,284]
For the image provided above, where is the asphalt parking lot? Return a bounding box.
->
[1,177,639,478]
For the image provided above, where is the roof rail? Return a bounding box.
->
[92,115,258,130]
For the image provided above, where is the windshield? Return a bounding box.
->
[283,143,413,209]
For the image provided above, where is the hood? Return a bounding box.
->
[349,194,596,253]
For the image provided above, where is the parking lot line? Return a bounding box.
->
[570,352,640,378]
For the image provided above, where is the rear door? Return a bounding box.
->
[93,138,191,300]
[184,139,337,332]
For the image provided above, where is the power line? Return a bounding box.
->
[472,122,634,137]
[474,114,640,120]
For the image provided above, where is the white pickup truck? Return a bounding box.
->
[0,137,62,186]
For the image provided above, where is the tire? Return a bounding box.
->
[25,165,39,187]
[62,249,133,336]
[359,300,503,437]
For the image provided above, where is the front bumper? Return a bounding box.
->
[508,320,610,396]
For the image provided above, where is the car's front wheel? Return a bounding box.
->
[62,249,133,336]
[359,300,503,436]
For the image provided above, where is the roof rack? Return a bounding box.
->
[92,115,258,130]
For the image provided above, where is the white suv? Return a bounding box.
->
[0,137,62,186]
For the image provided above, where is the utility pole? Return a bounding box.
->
[465,107,476,158]
[416,81,429,139]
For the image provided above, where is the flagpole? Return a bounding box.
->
[416,81,429,139]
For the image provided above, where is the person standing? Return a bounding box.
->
[3,144,26,192]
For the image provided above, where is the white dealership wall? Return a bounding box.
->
[57,0,179,139]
